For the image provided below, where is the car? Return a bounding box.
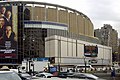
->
[18,72,32,80]
[73,73,98,79]
[68,73,105,80]
[36,72,53,78]
[58,72,74,78]
[0,70,22,80]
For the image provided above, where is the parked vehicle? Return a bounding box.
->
[18,72,32,80]
[36,72,53,78]
[0,70,22,80]
[68,73,105,80]
[21,61,50,72]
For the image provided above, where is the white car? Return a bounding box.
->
[0,70,22,80]
[36,72,53,78]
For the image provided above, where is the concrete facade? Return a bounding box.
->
[45,35,112,66]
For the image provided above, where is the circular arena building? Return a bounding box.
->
[0,1,112,69]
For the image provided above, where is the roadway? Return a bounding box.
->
[32,72,120,80]
[93,72,120,80]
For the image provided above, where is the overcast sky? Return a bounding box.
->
[13,0,120,37]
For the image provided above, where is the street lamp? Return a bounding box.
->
[101,58,103,69]
[31,61,34,76]
[83,56,87,73]
[28,60,32,73]
[23,34,25,61]
[58,39,61,73]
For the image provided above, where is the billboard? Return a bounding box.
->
[84,45,98,57]
[0,6,18,58]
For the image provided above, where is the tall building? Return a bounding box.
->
[118,38,120,46]
[94,24,118,63]
[118,38,120,64]
[95,24,118,52]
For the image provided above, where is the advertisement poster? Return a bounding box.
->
[0,6,18,58]
[84,45,98,57]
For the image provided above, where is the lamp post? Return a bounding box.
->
[31,61,34,76]
[58,39,61,73]
[28,60,33,75]
[26,59,28,72]
[101,58,103,69]
[22,5,25,60]
[83,56,87,73]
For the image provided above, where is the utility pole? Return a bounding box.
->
[84,56,87,73]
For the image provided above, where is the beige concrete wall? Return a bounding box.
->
[45,40,56,57]
[68,39,73,57]
[47,8,57,22]
[84,18,89,35]
[77,42,84,58]
[61,40,68,57]
[69,12,77,33]
[77,15,84,35]
[45,35,112,65]
[58,10,68,25]
[27,6,45,21]
[89,21,94,36]
[26,6,94,37]
[72,39,77,57]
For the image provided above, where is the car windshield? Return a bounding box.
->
[44,73,53,76]
[0,72,21,80]
[21,73,31,77]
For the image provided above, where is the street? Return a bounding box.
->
[32,77,92,80]
[32,76,120,80]
[93,72,120,80]
[31,72,120,80]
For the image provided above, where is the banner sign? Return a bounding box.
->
[0,6,18,58]
[84,45,98,57]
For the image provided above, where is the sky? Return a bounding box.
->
[12,0,120,37]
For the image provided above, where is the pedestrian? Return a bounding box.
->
[111,68,116,80]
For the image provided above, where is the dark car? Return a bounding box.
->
[19,73,32,80]
[58,72,74,78]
